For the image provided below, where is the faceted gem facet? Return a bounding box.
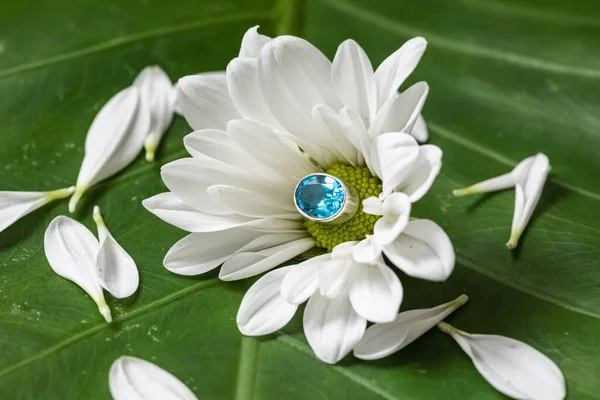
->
[294,174,345,220]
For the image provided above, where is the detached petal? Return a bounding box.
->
[109,356,198,400]
[44,216,111,322]
[237,266,297,336]
[239,25,271,58]
[384,219,455,282]
[93,206,138,299]
[133,66,175,162]
[438,322,566,400]
[374,37,427,109]
[0,186,73,234]
[354,294,468,360]
[70,87,150,212]
[176,72,240,131]
[331,39,376,124]
[303,292,367,364]
[509,154,550,249]
[347,262,403,323]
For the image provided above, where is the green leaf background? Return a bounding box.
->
[1,0,599,398]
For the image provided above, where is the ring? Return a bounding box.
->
[294,173,358,224]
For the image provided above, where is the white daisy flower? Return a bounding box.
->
[143,27,455,362]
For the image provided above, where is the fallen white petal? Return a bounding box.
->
[347,262,403,323]
[452,153,550,249]
[70,87,150,213]
[44,216,111,322]
[0,186,73,234]
[353,294,468,360]
[384,219,455,282]
[93,206,138,299]
[237,266,297,336]
[109,356,198,400]
[374,37,427,109]
[438,322,566,400]
[303,292,366,364]
[176,72,240,131]
[133,66,175,162]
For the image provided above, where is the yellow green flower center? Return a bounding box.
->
[304,164,382,252]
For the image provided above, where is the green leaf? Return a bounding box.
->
[1,0,599,398]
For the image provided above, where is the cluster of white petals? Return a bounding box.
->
[0,186,74,234]
[453,153,550,248]
[69,67,175,212]
[142,26,455,364]
[438,322,566,400]
[109,356,197,400]
[44,207,138,322]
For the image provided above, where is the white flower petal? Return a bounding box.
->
[257,36,341,142]
[372,132,419,196]
[176,72,240,131]
[318,258,351,298]
[92,206,138,299]
[0,186,74,234]
[237,266,297,336]
[311,105,360,166]
[133,66,175,162]
[374,37,427,109]
[395,144,442,202]
[369,82,429,137]
[239,25,271,58]
[339,107,372,173]
[354,294,468,360]
[372,192,411,246]
[280,255,328,305]
[331,39,376,124]
[347,262,403,323]
[509,153,550,249]
[362,196,384,216]
[438,322,566,400]
[163,229,266,275]
[208,185,298,218]
[226,57,286,133]
[353,236,382,264]
[384,219,454,282]
[303,292,367,364]
[411,114,429,143]
[109,356,197,400]
[220,236,315,281]
[452,172,515,197]
[331,241,358,259]
[44,216,111,322]
[70,87,149,212]
[227,119,316,179]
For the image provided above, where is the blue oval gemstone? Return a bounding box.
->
[294,174,345,220]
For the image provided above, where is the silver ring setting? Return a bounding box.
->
[294,173,358,224]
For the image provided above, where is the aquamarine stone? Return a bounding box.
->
[295,174,345,220]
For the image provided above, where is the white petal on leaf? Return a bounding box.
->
[133,66,175,162]
[303,292,366,364]
[384,219,455,282]
[176,72,240,131]
[331,39,376,124]
[347,262,403,323]
[0,186,73,234]
[239,25,271,58]
[70,87,149,212]
[93,206,138,299]
[44,216,111,322]
[354,294,468,360]
[237,266,297,336]
[374,37,427,109]
[109,356,198,400]
[438,322,566,400]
